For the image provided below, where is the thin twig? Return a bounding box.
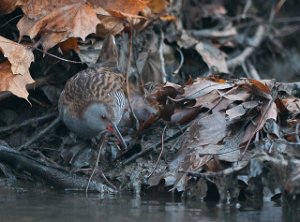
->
[32,47,83,64]
[124,21,140,131]
[242,61,261,80]
[296,123,300,144]
[172,47,184,76]
[275,16,300,23]
[227,25,265,68]
[123,124,190,165]
[0,72,55,101]
[240,97,275,160]
[0,112,56,133]
[146,125,167,178]
[158,29,167,83]
[247,61,261,80]
[190,27,237,38]
[187,163,246,178]
[0,40,83,64]
[242,0,252,18]
[269,0,287,23]
[0,15,23,28]
[17,117,60,151]
[86,137,105,192]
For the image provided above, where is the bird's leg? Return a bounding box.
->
[85,133,117,192]
[85,135,105,192]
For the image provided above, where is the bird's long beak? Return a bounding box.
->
[107,122,127,150]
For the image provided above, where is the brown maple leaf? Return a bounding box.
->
[0,60,34,100]
[0,0,18,15]
[91,0,148,16]
[0,36,34,76]
[17,1,100,51]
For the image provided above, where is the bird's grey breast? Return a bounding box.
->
[59,101,107,138]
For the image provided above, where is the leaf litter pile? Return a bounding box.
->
[1,0,300,205]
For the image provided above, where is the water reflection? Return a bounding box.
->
[0,190,288,222]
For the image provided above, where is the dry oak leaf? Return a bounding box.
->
[0,60,34,100]
[0,36,34,76]
[17,2,100,51]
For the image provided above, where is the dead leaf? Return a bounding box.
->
[226,101,259,121]
[169,107,201,125]
[200,3,226,17]
[187,112,227,146]
[282,97,300,114]
[91,0,148,16]
[159,15,176,21]
[0,36,34,76]
[59,38,79,53]
[173,78,233,101]
[177,30,198,48]
[250,79,271,93]
[147,0,168,13]
[95,15,125,37]
[17,2,100,51]
[0,60,34,100]
[195,42,229,73]
[241,101,278,144]
[0,0,18,14]
[16,0,83,19]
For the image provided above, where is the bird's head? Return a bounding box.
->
[83,103,127,149]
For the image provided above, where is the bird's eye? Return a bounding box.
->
[101,115,107,120]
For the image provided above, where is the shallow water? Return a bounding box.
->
[0,190,293,222]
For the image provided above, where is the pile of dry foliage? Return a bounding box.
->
[1,0,300,204]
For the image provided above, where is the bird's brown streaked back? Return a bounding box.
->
[60,64,125,118]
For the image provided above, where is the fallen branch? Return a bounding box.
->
[0,112,56,134]
[17,116,60,151]
[0,144,115,192]
[227,25,265,68]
